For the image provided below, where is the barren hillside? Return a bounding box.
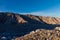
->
[0,12,60,40]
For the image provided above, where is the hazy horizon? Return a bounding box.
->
[0,0,60,17]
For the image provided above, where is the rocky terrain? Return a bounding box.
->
[0,12,60,40]
[15,29,60,40]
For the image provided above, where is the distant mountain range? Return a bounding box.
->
[0,12,60,40]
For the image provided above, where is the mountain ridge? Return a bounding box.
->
[0,12,60,24]
[0,12,60,40]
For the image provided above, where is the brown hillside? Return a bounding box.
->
[0,12,60,40]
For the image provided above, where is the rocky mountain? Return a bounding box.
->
[0,12,60,40]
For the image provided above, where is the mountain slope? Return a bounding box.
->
[0,12,60,40]
[0,12,60,24]
[15,29,60,40]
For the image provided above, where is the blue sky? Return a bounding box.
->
[0,0,60,17]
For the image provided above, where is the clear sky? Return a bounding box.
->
[0,0,60,17]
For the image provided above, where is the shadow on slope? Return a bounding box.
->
[0,14,60,38]
[12,15,60,37]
